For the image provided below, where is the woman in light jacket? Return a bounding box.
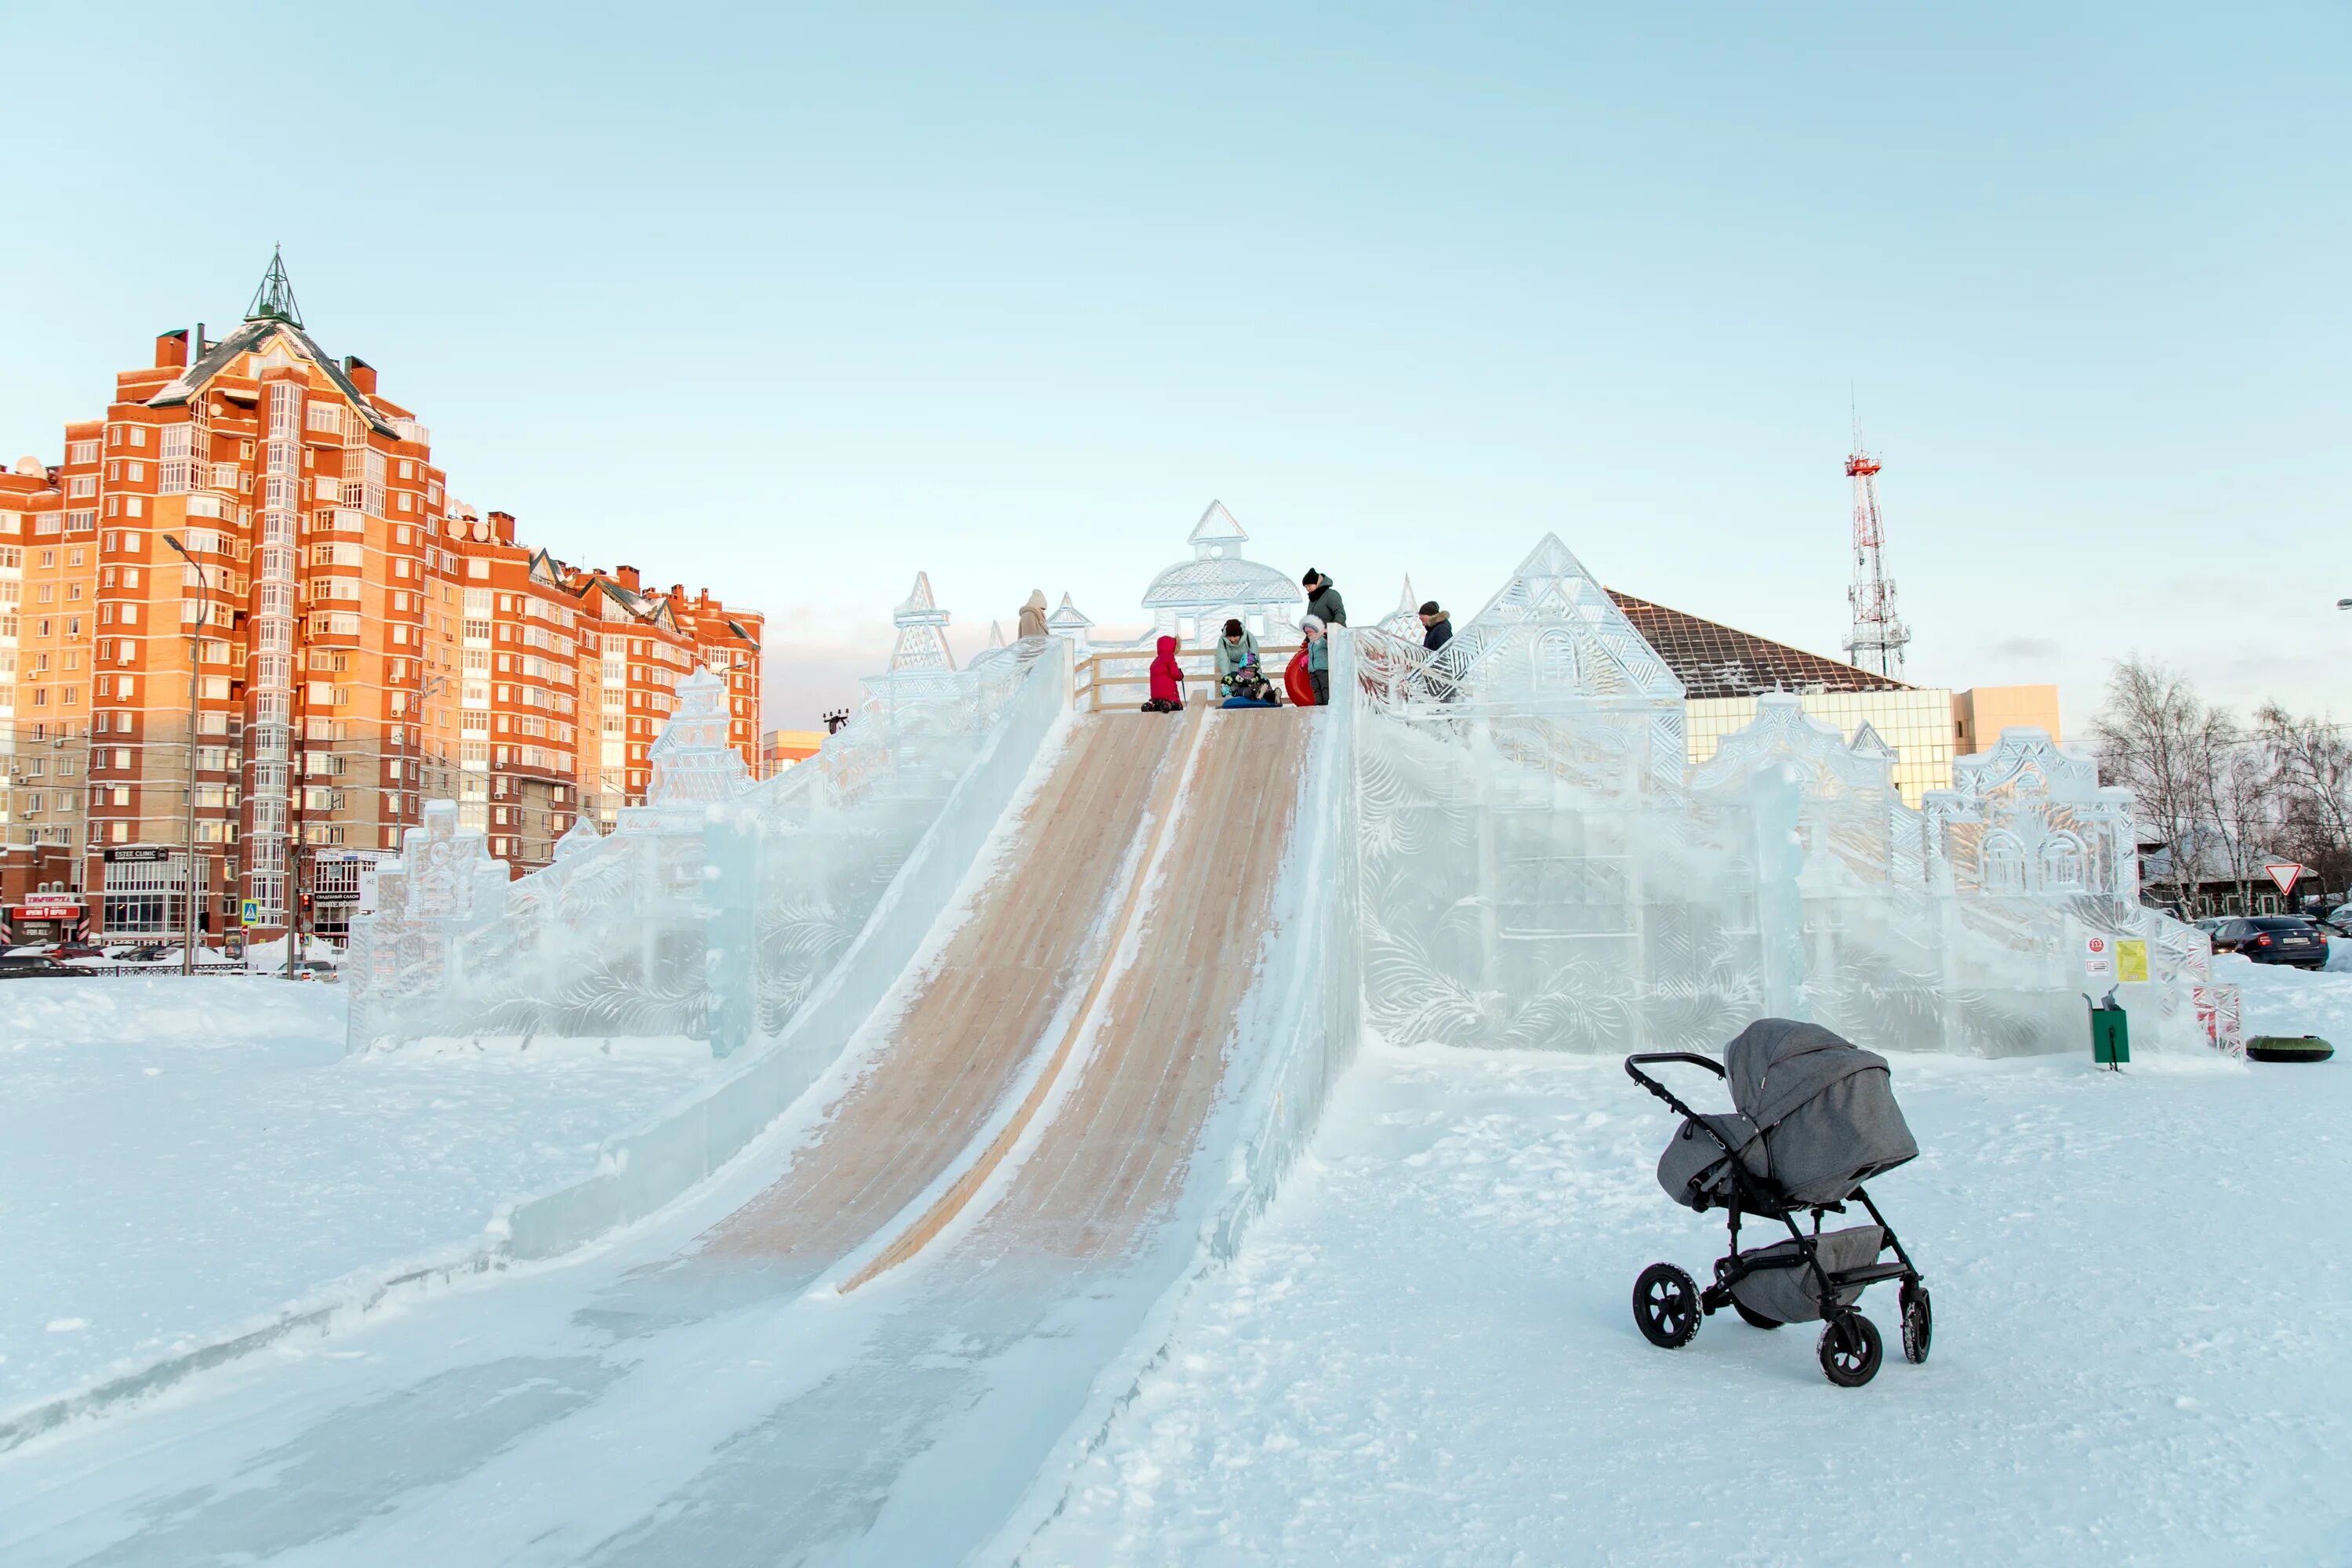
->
[1212,618,1262,698]
[1018,590,1050,640]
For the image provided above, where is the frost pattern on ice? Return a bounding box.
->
[1353,533,2207,1056]
[347,583,1057,1054]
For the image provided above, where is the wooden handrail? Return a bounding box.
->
[1074,644,1305,711]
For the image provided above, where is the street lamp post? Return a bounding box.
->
[162,535,209,976]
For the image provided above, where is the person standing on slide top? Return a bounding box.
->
[1417,601,1451,652]
[1301,568,1346,628]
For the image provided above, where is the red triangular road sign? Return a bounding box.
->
[2264,862,2303,895]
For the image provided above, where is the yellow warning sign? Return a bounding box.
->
[2115,939,2150,983]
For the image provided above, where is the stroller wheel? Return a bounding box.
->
[1632,1263,1701,1348]
[1900,1283,1933,1365]
[1731,1300,1783,1331]
[1817,1312,1882,1388]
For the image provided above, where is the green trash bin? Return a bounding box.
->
[2089,996,2129,1069]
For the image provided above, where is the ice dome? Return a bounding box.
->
[1142,501,1301,641]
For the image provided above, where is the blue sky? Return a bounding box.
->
[5,2,2345,731]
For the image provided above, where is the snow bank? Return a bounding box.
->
[1029,970,2352,1566]
[0,978,710,1425]
[0,974,327,1054]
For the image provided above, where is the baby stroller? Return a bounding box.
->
[1625,1018,1931,1387]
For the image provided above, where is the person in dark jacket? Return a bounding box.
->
[1142,633,1185,712]
[1417,601,1451,652]
[1301,569,1346,627]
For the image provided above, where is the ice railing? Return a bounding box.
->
[1353,534,2213,1056]
[1214,627,1362,1257]
[346,585,1062,1054]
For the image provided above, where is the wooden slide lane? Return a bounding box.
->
[982,711,1309,1261]
[702,710,1194,1265]
[844,710,1311,1286]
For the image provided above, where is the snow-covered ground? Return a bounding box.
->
[0,977,717,1409]
[1028,962,2352,1567]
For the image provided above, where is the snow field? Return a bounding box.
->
[0,977,716,1410]
[1028,969,2352,1567]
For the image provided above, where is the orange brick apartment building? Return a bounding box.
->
[0,254,763,944]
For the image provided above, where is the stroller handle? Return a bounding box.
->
[1624,1052,1727,1115]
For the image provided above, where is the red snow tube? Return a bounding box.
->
[1285,644,1318,706]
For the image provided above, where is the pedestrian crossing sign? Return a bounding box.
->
[241,898,261,927]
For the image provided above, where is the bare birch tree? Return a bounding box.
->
[2257,702,2352,896]
[2090,658,2225,915]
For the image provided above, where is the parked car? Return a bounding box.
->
[2194,916,2229,937]
[2209,916,2330,969]
[0,954,85,978]
[47,942,106,961]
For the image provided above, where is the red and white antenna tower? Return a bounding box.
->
[1842,410,1910,678]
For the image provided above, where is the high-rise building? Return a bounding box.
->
[0,253,764,942]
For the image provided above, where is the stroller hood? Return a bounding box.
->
[1723,1018,1919,1205]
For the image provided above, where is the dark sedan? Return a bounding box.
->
[0,954,89,979]
[2209,916,2330,969]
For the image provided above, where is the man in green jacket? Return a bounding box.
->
[1301,568,1346,629]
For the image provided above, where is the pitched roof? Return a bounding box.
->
[147,316,398,437]
[1604,590,1911,699]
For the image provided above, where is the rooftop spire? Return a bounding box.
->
[245,245,303,327]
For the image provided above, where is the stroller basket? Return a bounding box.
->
[1729,1224,1883,1324]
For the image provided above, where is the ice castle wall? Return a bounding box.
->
[1349,534,2214,1057]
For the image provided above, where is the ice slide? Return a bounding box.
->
[1,701,1351,1566]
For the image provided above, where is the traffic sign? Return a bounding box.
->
[2264,862,2304,896]
[241,898,262,927]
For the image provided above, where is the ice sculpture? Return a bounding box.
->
[1142,501,1302,643]
[889,572,955,672]
[347,576,1060,1054]
[1045,592,1094,649]
[1376,576,1424,641]
[355,517,2210,1069]
[1353,534,2209,1056]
